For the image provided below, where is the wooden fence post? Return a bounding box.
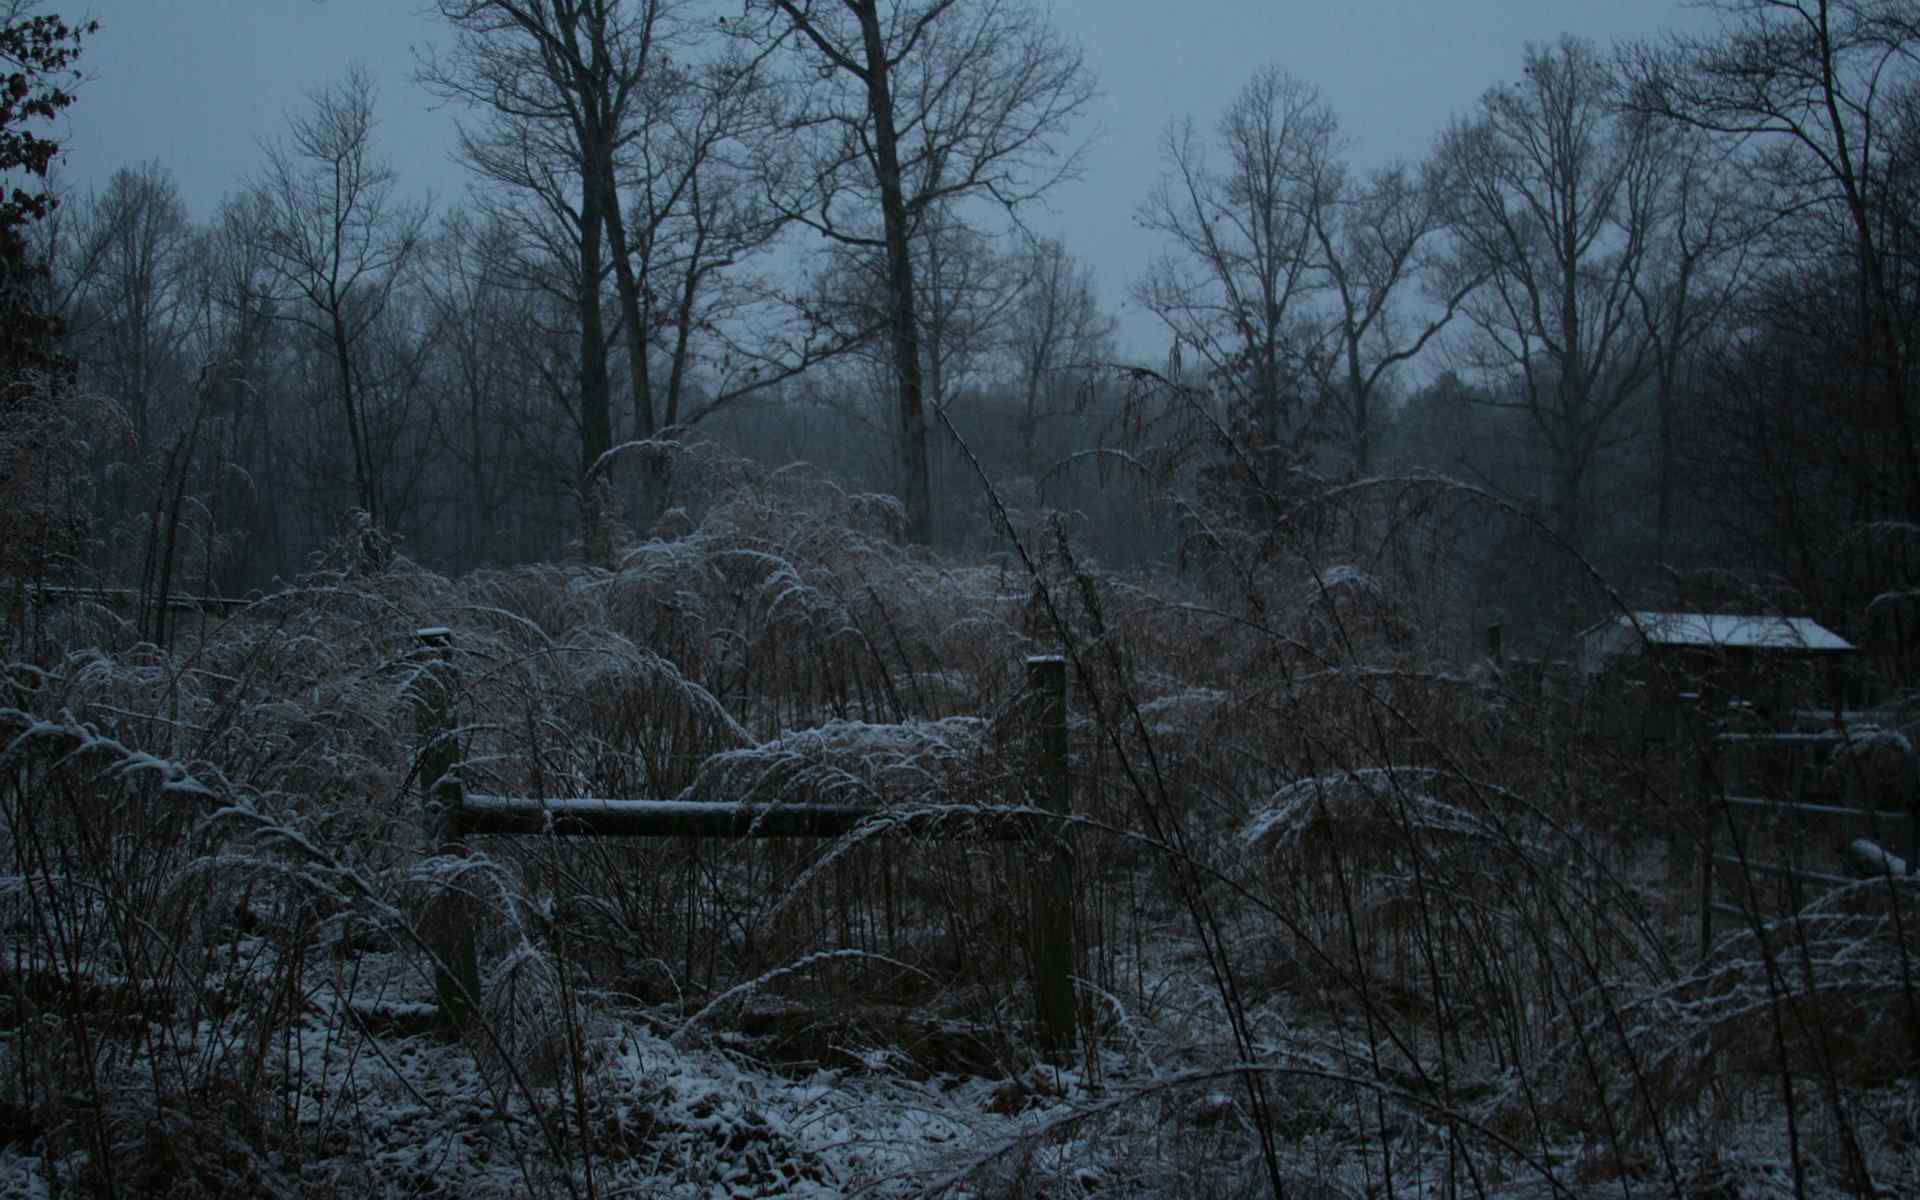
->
[1690,696,1718,961]
[1904,741,1920,877]
[1027,655,1075,1058]
[412,627,480,1032]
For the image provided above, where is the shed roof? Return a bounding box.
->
[1580,612,1854,673]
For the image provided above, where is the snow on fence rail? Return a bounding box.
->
[410,632,1078,1055]
[448,789,1056,840]
[1698,725,1920,957]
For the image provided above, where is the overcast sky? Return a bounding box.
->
[55,0,1710,356]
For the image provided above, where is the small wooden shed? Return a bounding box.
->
[1580,612,1858,736]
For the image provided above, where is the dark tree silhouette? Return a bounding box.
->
[1,11,100,585]
[0,10,93,373]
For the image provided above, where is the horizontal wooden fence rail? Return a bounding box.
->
[450,789,1057,840]
[1699,726,1919,957]
[19,582,253,616]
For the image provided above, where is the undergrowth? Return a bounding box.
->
[1,441,1915,1198]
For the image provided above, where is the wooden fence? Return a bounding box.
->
[1698,725,1919,956]
[411,630,1078,1054]
[7,582,258,652]
[15,582,253,617]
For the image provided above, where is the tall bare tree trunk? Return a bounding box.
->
[329,309,377,528]
[854,3,933,547]
[579,142,616,568]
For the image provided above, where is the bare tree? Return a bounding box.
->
[1134,65,1342,475]
[423,0,664,565]
[161,192,296,589]
[1007,233,1113,473]
[250,65,427,533]
[179,195,276,377]
[817,200,1022,405]
[1440,36,1667,556]
[425,1,808,558]
[916,204,1023,411]
[64,163,193,445]
[420,210,524,562]
[616,44,799,435]
[740,0,1096,545]
[1626,127,1754,568]
[1625,0,1920,528]
[808,198,1027,520]
[1312,153,1477,476]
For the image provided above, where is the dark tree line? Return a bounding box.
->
[8,0,1920,676]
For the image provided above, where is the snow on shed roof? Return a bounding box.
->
[1581,612,1854,673]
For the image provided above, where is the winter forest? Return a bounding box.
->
[4,0,1920,1196]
